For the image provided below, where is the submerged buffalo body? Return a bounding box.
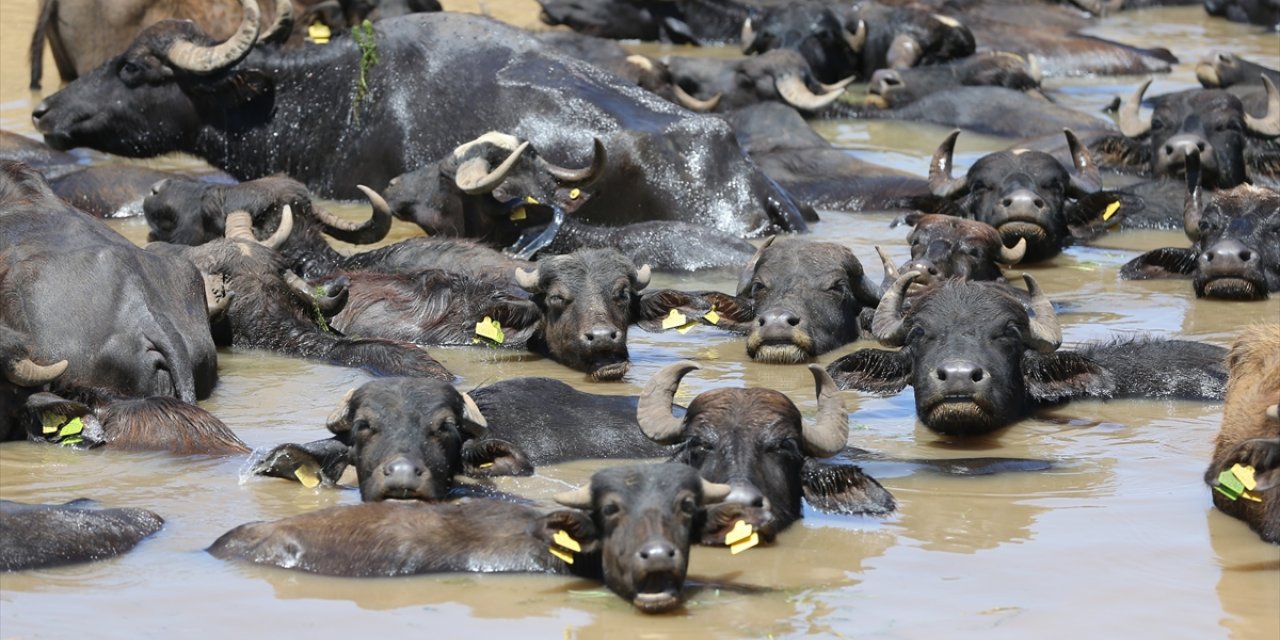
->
[34,7,807,235]
[0,499,164,571]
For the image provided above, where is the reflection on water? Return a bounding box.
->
[1,0,1278,638]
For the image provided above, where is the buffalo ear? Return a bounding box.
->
[801,460,896,516]
[485,299,543,337]
[1119,247,1198,280]
[22,392,103,446]
[1087,134,1151,172]
[192,69,274,105]
[461,438,534,477]
[1022,350,1115,403]
[635,290,754,333]
[533,509,601,554]
[1066,191,1130,240]
[826,349,913,395]
[250,439,351,487]
[1207,437,1280,491]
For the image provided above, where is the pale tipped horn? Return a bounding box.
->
[872,271,920,346]
[776,74,846,111]
[673,84,722,112]
[312,185,393,245]
[736,235,776,296]
[819,75,856,93]
[224,210,256,242]
[1183,150,1204,241]
[6,358,68,387]
[999,237,1027,265]
[1266,404,1278,422]
[514,267,540,292]
[460,392,487,428]
[636,360,698,444]
[1118,79,1154,138]
[843,19,866,53]
[740,17,756,51]
[553,484,593,509]
[700,479,732,503]
[455,141,530,195]
[258,204,293,249]
[1022,274,1061,353]
[875,245,901,281]
[634,264,652,290]
[928,130,969,198]
[887,33,922,69]
[257,0,294,44]
[802,364,849,458]
[625,54,655,73]
[165,0,261,73]
[1027,54,1042,83]
[538,138,607,185]
[1064,129,1102,195]
[1244,75,1280,137]
[326,389,355,434]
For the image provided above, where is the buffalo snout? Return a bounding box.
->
[1158,133,1215,177]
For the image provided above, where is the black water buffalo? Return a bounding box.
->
[33,5,808,235]
[659,49,852,113]
[537,0,764,43]
[1204,324,1279,543]
[878,214,1027,289]
[1098,78,1280,189]
[1204,0,1280,29]
[862,51,1042,110]
[253,378,531,501]
[828,273,1229,435]
[0,499,164,571]
[211,463,732,613]
[834,86,1113,138]
[696,238,886,363]
[149,209,453,379]
[1121,152,1279,300]
[1196,51,1280,89]
[48,165,200,218]
[0,130,76,174]
[928,129,1124,262]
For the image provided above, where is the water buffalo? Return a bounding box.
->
[0,130,76,173]
[252,378,532,501]
[537,0,762,44]
[33,4,809,235]
[836,85,1113,138]
[659,49,852,113]
[862,51,1042,110]
[1204,324,1279,543]
[0,499,164,571]
[210,463,732,613]
[1196,51,1280,89]
[1204,0,1280,29]
[878,214,1027,289]
[928,129,1124,262]
[48,165,200,218]
[1121,152,1279,300]
[827,273,1229,435]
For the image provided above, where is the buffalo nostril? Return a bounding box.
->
[758,317,767,326]
[1164,145,1174,155]
[970,367,985,383]
[1001,198,1013,207]
[936,367,948,381]
[610,330,619,340]
[1204,252,1214,262]
[1033,198,1044,208]
[885,75,902,86]
[786,316,800,327]
[1239,250,1252,262]
[639,549,650,560]
[583,333,594,342]
[1196,142,1205,151]
[928,266,938,275]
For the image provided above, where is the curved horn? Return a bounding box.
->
[802,364,849,458]
[1118,79,1154,138]
[6,358,68,387]
[819,75,856,93]
[999,237,1027,265]
[1183,149,1204,241]
[673,84,723,112]
[1027,54,1042,83]
[1244,75,1280,137]
[875,245,900,282]
[887,33,922,69]
[460,392,487,428]
[928,130,969,198]
[455,141,530,195]
[258,204,293,249]
[775,75,845,111]
[736,235,776,296]
[636,360,698,444]
[871,271,920,346]
[634,264,652,291]
[514,267,540,292]
[843,19,866,53]
[224,210,256,242]
[538,138,607,185]
[204,273,230,318]
[1064,129,1102,195]
[625,54,655,73]
[1267,404,1279,422]
[553,484,593,509]
[700,479,732,503]
[1022,274,1061,353]
[311,185,394,245]
[326,388,355,434]
[165,0,261,73]
[740,17,756,51]
[257,0,294,44]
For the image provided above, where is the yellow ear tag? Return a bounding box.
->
[307,22,331,44]
[41,412,65,435]
[478,462,494,469]
[553,530,582,553]
[509,206,527,221]
[1230,464,1264,502]
[58,417,84,438]
[525,196,539,205]
[474,316,505,344]
[725,521,759,554]
[549,546,574,564]
[569,188,581,200]
[1102,200,1120,221]
[703,306,721,325]
[294,465,321,489]
[661,309,688,330]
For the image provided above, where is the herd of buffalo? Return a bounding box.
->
[1,0,1277,616]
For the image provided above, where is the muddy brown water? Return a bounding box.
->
[2,1,1278,637]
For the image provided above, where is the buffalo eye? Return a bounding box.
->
[993,320,1020,342]
[771,436,802,458]
[679,495,697,515]
[353,419,376,437]
[546,294,570,307]
[1215,120,1242,133]
[750,281,768,297]
[970,180,988,194]
[601,501,622,518]
[907,325,926,342]
[827,279,849,295]
[966,246,983,258]
[613,286,631,304]
[1150,118,1165,131]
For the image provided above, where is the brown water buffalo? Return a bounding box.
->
[210,463,731,613]
[48,165,200,218]
[878,214,1027,289]
[1196,51,1280,89]
[862,51,1042,110]
[1204,324,1280,543]
[0,499,164,571]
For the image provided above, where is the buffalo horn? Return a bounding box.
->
[259,204,293,249]
[1267,404,1278,422]
[257,0,295,43]
[553,484,593,509]
[802,364,849,458]
[224,210,256,242]
[928,130,969,198]
[1064,129,1102,195]
[776,75,846,111]
[843,19,866,53]
[625,54,655,73]
[819,75,856,93]
[1022,274,1061,353]
[460,392,488,428]
[871,271,920,346]
[1183,150,1204,241]
[999,238,1027,265]
[165,0,261,73]
[1118,79,1154,138]
[875,246,900,281]
[6,358,68,387]
[634,264,652,290]
[1027,54,1042,83]
[283,271,345,317]
[740,18,756,51]
[313,185,394,244]
[636,360,698,444]
[736,236,776,296]
[673,85,722,112]
[700,479,732,503]
[455,141,530,195]
[325,389,355,434]
[538,138,607,185]
[887,33,922,69]
[514,267,540,292]
[1244,76,1280,137]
